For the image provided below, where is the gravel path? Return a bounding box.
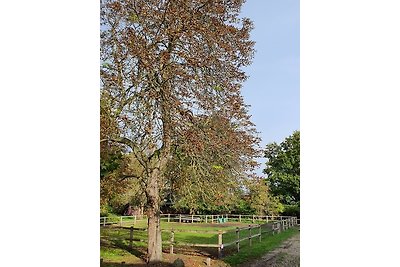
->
[245,232,300,267]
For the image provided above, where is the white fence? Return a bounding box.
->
[100,213,298,226]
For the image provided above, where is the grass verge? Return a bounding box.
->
[222,226,299,266]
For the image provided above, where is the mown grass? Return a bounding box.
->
[101,222,254,248]
[100,220,297,266]
[222,226,300,266]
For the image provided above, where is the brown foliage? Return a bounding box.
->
[100,0,256,261]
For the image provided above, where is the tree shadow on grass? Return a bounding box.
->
[101,261,173,267]
[108,238,147,261]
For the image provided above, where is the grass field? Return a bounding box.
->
[223,226,300,266]
[100,220,298,266]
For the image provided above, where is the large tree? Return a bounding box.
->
[263,131,300,205]
[101,0,255,262]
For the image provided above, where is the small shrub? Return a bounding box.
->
[282,204,300,217]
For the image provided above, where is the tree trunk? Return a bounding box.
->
[147,168,163,263]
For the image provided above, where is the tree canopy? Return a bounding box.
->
[263,131,300,206]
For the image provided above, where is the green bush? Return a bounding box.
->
[282,204,300,218]
[100,205,112,217]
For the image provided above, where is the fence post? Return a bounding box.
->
[103,217,106,226]
[170,230,174,254]
[205,215,208,223]
[211,215,214,223]
[252,215,255,224]
[179,214,182,223]
[259,225,262,242]
[239,215,241,222]
[134,215,137,225]
[236,227,240,252]
[266,216,269,223]
[168,214,170,223]
[249,225,252,246]
[218,231,223,258]
[129,226,133,250]
[192,214,194,223]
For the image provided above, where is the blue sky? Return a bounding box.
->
[240,0,300,175]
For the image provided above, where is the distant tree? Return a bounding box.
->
[263,131,300,205]
[247,179,284,216]
[101,0,255,262]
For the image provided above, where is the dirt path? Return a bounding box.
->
[244,232,300,267]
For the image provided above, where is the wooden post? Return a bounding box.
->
[168,214,170,223]
[129,226,133,250]
[205,215,208,223]
[236,227,240,252]
[266,216,269,223]
[103,217,106,226]
[191,214,194,223]
[206,257,211,266]
[170,230,174,254]
[259,225,262,242]
[249,225,252,246]
[211,215,214,223]
[134,215,137,225]
[218,231,223,258]
[179,214,182,223]
[252,215,255,224]
[239,215,241,222]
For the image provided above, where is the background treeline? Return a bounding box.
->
[101,129,300,218]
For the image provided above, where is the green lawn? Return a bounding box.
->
[222,226,300,266]
[100,221,297,266]
[100,221,259,263]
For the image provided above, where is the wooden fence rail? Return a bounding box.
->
[103,216,298,259]
[164,216,298,258]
